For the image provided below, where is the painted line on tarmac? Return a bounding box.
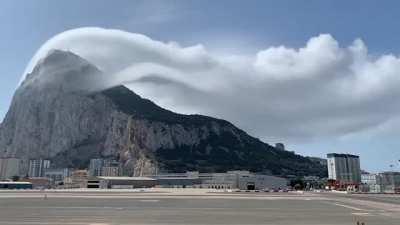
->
[139,199,160,202]
[352,212,370,216]
[333,203,365,211]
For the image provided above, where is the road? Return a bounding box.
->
[0,190,399,225]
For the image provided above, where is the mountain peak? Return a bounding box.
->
[1,50,327,177]
[20,49,103,92]
[41,49,89,66]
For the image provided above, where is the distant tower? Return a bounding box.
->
[28,159,50,178]
[327,153,361,184]
[275,143,285,151]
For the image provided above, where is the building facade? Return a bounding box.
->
[88,159,122,177]
[154,171,288,190]
[101,166,122,177]
[44,168,72,185]
[361,172,400,193]
[200,172,238,189]
[361,173,382,193]
[327,153,361,184]
[28,159,50,178]
[88,159,104,177]
[98,176,158,189]
[0,158,21,180]
[379,172,400,193]
[20,177,50,189]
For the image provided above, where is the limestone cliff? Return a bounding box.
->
[0,50,327,177]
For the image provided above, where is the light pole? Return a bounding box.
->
[390,164,395,193]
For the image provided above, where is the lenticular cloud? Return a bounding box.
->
[21,27,400,141]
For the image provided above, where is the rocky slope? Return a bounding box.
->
[0,50,327,177]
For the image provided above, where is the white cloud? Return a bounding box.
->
[21,27,400,142]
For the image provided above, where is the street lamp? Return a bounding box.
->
[390,164,395,193]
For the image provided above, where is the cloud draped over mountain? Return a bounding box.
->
[22,27,400,141]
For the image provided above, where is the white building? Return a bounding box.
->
[0,158,21,179]
[327,153,361,184]
[361,173,382,193]
[361,172,400,193]
[28,159,50,178]
[379,172,400,193]
[200,172,238,189]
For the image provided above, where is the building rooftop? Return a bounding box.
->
[0,181,32,184]
[97,176,156,181]
[327,153,359,158]
[155,177,200,180]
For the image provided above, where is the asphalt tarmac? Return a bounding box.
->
[0,190,399,225]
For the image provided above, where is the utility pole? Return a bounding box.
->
[390,164,395,193]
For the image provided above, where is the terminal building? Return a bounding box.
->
[79,171,288,190]
[97,176,158,189]
[327,153,361,187]
[153,171,288,190]
[155,172,202,188]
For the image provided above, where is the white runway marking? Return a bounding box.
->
[139,199,160,202]
[352,212,370,216]
[333,203,364,211]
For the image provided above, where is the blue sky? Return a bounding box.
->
[1,0,400,172]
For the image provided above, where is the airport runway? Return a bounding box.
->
[0,190,399,225]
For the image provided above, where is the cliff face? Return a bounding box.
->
[0,50,327,177]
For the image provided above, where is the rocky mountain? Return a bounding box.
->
[0,50,327,177]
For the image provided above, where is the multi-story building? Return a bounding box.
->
[0,158,21,180]
[88,159,104,177]
[379,172,400,193]
[327,153,361,184]
[360,172,400,193]
[361,173,382,193]
[89,159,122,177]
[28,159,50,178]
[101,166,122,177]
